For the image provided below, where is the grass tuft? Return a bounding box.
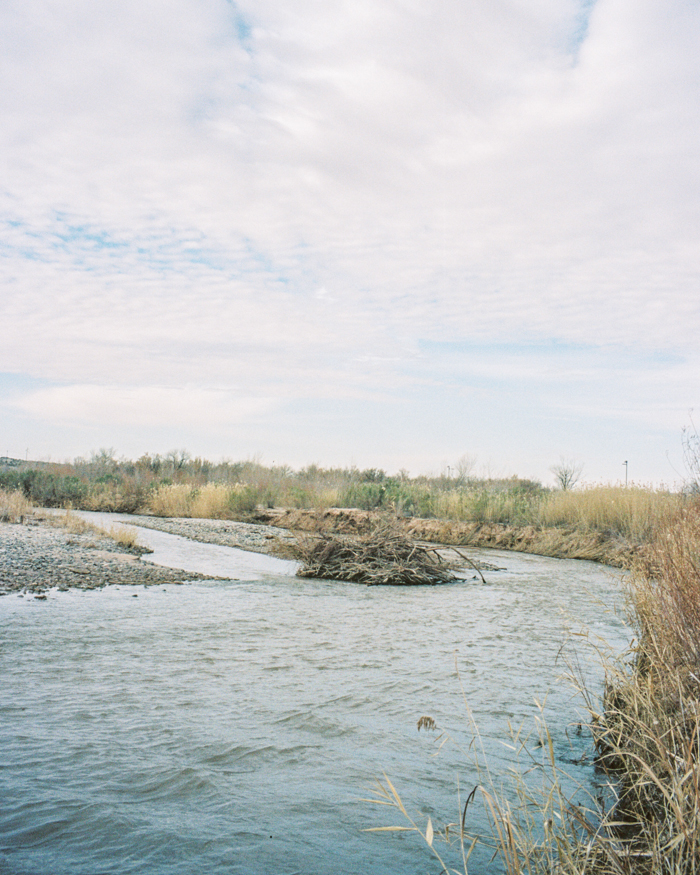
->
[106,525,141,550]
[0,488,34,523]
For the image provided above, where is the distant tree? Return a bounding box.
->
[550,458,584,491]
[90,448,118,476]
[454,453,477,486]
[166,449,191,471]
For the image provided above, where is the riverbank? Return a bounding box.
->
[97,505,640,568]
[251,507,638,567]
[0,514,213,596]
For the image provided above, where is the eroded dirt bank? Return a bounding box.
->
[252,507,637,567]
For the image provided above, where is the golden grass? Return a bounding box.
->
[42,510,141,550]
[105,525,141,550]
[629,502,700,673]
[147,482,261,518]
[189,483,232,518]
[49,509,94,534]
[538,486,681,543]
[0,488,33,523]
[147,483,193,517]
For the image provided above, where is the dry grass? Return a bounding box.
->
[147,483,193,517]
[0,488,34,523]
[49,509,95,534]
[147,482,261,518]
[538,486,681,544]
[431,485,679,543]
[106,525,141,550]
[367,675,622,875]
[585,501,700,874]
[44,510,141,550]
[630,502,700,674]
[189,483,233,518]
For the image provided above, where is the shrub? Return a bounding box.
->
[226,485,260,514]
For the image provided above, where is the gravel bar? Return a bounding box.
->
[119,514,299,555]
[0,518,213,598]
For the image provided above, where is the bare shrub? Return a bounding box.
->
[550,458,584,491]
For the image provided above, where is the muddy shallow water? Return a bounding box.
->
[0,514,629,874]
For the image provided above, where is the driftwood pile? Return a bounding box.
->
[295,525,459,586]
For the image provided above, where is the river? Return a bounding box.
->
[0,516,628,874]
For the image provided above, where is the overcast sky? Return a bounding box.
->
[1,0,698,484]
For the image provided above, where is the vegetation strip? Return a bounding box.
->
[0,452,681,568]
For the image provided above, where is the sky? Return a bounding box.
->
[1,0,699,485]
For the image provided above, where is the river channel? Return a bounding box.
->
[0,515,629,874]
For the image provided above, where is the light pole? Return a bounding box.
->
[623,460,628,487]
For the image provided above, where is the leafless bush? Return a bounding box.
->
[550,457,584,491]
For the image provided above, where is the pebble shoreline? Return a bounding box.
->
[118,514,299,555]
[0,517,214,597]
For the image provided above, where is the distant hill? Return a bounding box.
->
[0,457,23,467]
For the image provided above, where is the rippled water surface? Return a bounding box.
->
[0,522,628,875]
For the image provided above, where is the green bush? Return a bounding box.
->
[227,486,260,514]
[338,482,387,510]
[16,470,88,507]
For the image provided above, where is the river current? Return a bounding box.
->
[0,518,628,875]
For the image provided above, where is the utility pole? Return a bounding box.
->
[623,460,628,486]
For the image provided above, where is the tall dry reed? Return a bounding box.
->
[147,483,193,517]
[147,482,263,518]
[538,486,680,544]
[0,487,33,522]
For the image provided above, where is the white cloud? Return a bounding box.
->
[14,384,276,428]
[0,0,698,478]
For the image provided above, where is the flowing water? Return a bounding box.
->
[0,516,629,875]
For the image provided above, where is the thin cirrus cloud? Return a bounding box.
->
[0,0,698,480]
